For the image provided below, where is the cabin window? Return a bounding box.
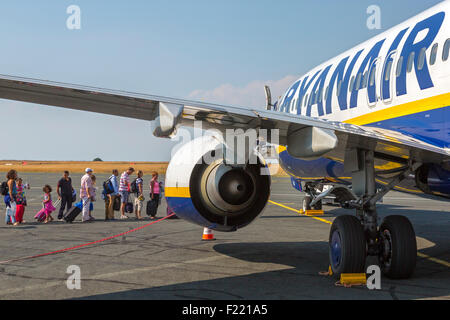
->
[407,52,415,73]
[443,38,450,61]
[369,66,376,86]
[396,55,403,77]
[318,87,323,103]
[384,60,393,81]
[349,76,355,92]
[430,43,438,65]
[417,47,426,71]
[355,73,362,90]
[362,71,368,89]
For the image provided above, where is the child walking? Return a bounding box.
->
[35,185,56,223]
[15,178,29,224]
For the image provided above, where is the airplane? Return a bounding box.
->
[0,1,449,280]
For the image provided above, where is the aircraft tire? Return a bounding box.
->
[302,196,312,212]
[313,200,322,210]
[329,215,366,277]
[379,215,417,279]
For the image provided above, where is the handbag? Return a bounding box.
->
[113,196,121,211]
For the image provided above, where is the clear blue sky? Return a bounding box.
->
[0,0,443,161]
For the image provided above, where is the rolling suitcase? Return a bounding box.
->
[113,196,121,211]
[64,206,82,223]
[34,208,46,222]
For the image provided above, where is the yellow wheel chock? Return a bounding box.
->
[300,209,325,216]
[337,273,367,287]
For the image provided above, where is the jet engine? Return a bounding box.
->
[165,135,271,232]
[415,163,450,197]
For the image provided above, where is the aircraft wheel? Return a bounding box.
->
[379,215,417,279]
[302,196,312,212]
[313,200,322,210]
[329,215,366,277]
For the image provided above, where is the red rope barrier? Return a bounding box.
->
[0,214,175,265]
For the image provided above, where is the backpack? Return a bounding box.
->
[130,179,138,193]
[0,182,8,196]
[103,177,114,195]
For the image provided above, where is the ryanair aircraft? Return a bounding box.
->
[0,1,449,279]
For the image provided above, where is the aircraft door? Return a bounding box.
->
[381,50,397,104]
[366,57,381,107]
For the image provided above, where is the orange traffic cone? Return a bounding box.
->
[202,227,216,241]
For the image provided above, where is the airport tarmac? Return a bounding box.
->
[0,173,448,300]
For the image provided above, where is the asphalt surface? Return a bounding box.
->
[0,173,448,300]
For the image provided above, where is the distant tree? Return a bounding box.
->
[93,157,103,162]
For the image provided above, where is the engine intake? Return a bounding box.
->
[165,136,271,232]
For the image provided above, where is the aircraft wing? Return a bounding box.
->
[0,74,448,165]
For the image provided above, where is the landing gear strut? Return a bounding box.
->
[302,184,324,212]
[328,149,420,279]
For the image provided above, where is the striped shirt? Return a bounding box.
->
[80,174,93,198]
[119,172,130,192]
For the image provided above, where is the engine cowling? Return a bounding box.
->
[165,135,271,232]
[415,163,450,197]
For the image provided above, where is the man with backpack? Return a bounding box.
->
[104,169,119,221]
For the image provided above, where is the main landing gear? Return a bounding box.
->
[310,149,419,279]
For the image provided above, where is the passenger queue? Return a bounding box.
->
[1,167,164,226]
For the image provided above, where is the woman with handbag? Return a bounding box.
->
[3,170,19,226]
[149,172,161,220]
